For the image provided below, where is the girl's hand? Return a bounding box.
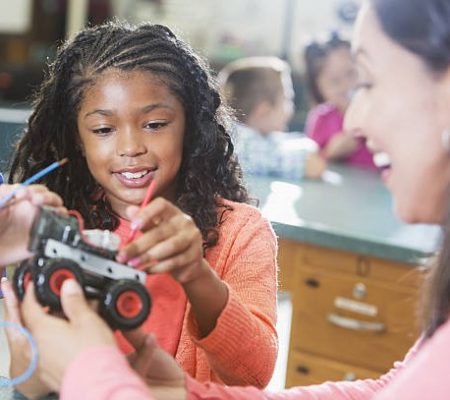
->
[1,278,52,399]
[0,184,65,266]
[323,130,358,160]
[118,197,229,338]
[118,197,208,285]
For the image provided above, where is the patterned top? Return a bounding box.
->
[233,123,317,180]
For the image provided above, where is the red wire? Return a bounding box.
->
[67,209,85,232]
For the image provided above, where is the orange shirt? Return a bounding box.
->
[114,199,278,388]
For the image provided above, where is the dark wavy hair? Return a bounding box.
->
[9,20,250,250]
[370,0,450,337]
[303,31,350,104]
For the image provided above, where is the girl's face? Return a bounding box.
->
[77,69,185,218]
[317,46,356,112]
[346,4,450,224]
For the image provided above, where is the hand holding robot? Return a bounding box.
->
[13,206,151,331]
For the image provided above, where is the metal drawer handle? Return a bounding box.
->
[296,365,310,375]
[327,312,385,332]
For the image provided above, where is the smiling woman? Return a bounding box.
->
[345,5,450,225]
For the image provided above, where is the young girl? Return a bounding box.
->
[304,32,376,170]
[7,21,278,397]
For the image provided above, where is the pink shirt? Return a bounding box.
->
[305,103,377,170]
[61,316,450,399]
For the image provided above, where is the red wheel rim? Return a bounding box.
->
[23,271,32,290]
[49,269,75,296]
[116,290,143,319]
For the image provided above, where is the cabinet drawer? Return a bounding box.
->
[278,240,299,291]
[286,351,380,387]
[290,266,419,372]
[287,241,424,289]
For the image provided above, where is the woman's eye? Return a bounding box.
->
[145,121,168,130]
[92,127,114,135]
[354,82,373,91]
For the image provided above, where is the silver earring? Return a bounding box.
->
[442,129,450,151]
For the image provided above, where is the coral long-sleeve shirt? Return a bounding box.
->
[114,199,278,387]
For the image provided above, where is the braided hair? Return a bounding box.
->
[9,21,250,249]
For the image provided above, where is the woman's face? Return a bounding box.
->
[346,4,450,224]
[77,69,185,219]
[317,46,356,112]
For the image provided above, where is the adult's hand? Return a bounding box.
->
[1,278,52,399]
[0,184,65,266]
[20,280,116,392]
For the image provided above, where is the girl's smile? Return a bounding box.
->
[113,166,157,189]
[77,68,186,219]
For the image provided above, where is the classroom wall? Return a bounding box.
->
[110,0,361,71]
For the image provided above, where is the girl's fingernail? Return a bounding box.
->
[130,220,141,230]
[128,257,141,267]
[117,254,126,263]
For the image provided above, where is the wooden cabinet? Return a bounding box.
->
[278,239,425,388]
[288,352,380,385]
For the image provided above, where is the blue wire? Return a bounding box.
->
[0,321,38,387]
[21,161,62,187]
[0,160,62,208]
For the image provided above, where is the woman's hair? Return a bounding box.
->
[370,0,450,337]
[303,31,350,104]
[218,57,290,123]
[9,20,250,250]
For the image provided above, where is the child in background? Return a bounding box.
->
[7,21,278,398]
[218,57,326,180]
[304,32,376,169]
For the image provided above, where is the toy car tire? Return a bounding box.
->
[35,258,84,311]
[100,280,151,331]
[13,260,35,301]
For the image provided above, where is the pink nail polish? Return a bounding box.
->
[128,257,141,267]
[130,220,141,230]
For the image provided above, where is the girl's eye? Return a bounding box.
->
[145,121,168,130]
[92,127,114,135]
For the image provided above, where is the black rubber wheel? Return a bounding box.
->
[13,260,35,301]
[34,258,84,311]
[100,280,151,331]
